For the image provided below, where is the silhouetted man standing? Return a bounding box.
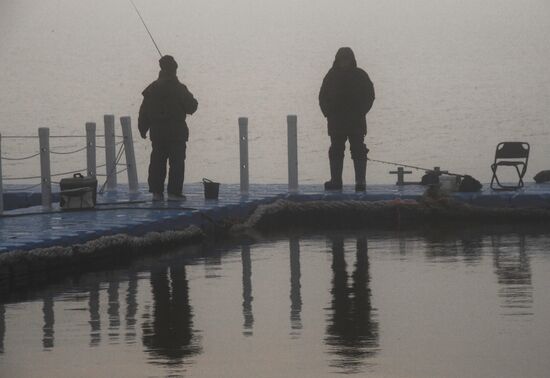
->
[138,55,198,201]
[319,47,375,191]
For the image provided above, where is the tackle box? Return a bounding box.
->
[59,173,97,210]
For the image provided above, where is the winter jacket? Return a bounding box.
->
[138,71,198,142]
[319,48,375,136]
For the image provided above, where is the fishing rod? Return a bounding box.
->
[367,157,465,177]
[129,0,163,58]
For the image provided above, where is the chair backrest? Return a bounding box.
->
[494,142,530,160]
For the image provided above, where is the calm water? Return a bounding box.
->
[1,228,550,377]
[1,0,550,185]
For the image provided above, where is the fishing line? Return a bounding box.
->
[367,157,464,177]
[129,0,163,58]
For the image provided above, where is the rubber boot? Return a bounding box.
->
[353,159,367,192]
[324,157,344,191]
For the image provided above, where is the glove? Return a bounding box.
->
[140,131,147,139]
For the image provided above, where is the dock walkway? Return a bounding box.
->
[2,183,550,253]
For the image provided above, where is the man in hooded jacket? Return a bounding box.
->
[319,47,375,191]
[138,55,198,201]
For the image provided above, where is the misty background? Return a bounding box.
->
[1,0,549,185]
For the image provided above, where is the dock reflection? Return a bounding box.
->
[88,282,101,347]
[107,279,120,342]
[0,229,544,375]
[0,303,4,354]
[492,235,533,317]
[241,245,254,336]
[289,237,302,335]
[42,294,54,350]
[125,271,138,343]
[325,236,379,373]
[142,265,201,366]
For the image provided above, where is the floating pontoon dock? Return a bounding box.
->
[2,182,550,253]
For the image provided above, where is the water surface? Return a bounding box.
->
[1,227,550,377]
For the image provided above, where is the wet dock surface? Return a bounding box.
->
[2,182,550,253]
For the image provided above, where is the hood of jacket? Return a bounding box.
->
[332,47,357,69]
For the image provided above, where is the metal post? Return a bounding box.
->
[0,133,3,214]
[86,122,96,177]
[104,114,117,190]
[390,167,412,186]
[39,127,52,209]
[287,115,298,193]
[239,117,249,195]
[120,116,139,193]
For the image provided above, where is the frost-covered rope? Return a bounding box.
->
[98,143,126,194]
[1,135,86,139]
[235,198,550,232]
[50,168,87,177]
[3,182,42,192]
[96,141,124,149]
[50,146,88,155]
[1,152,41,161]
[3,174,42,181]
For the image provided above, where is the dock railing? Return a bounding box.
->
[237,115,299,195]
[1,113,300,213]
[0,115,138,213]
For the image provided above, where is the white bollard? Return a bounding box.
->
[239,117,249,195]
[0,133,3,214]
[86,122,96,177]
[39,127,52,209]
[104,115,117,190]
[287,115,298,193]
[120,116,139,193]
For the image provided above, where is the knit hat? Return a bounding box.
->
[159,55,178,73]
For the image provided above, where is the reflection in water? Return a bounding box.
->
[492,235,533,317]
[0,303,5,354]
[142,265,201,367]
[289,238,302,334]
[125,271,138,343]
[399,235,407,256]
[42,294,54,350]
[2,230,549,376]
[424,230,460,262]
[108,279,120,342]
[460,234,483,266]
[241,245,254,336]
[205,248,223,279]
[88,283,101,347]
[325,237,379,373]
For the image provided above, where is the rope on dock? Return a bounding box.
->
[3,183,42,192]
[1,152,41,161]
[0,225,205,294]
[50,146,88,155]
[1,135,87,139]
[96,141,124,149]
[236,198,550,232]
[98,143,125,194]
[1,135,124,139]
[3,174,43,181]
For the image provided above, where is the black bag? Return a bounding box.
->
[534,170,550,183]
[421,172,439,185]
[59,173,97,209]
[458,175,482,192]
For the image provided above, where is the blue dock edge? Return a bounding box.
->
[2,182,550,253]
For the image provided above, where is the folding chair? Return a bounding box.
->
[490,142,530,191]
